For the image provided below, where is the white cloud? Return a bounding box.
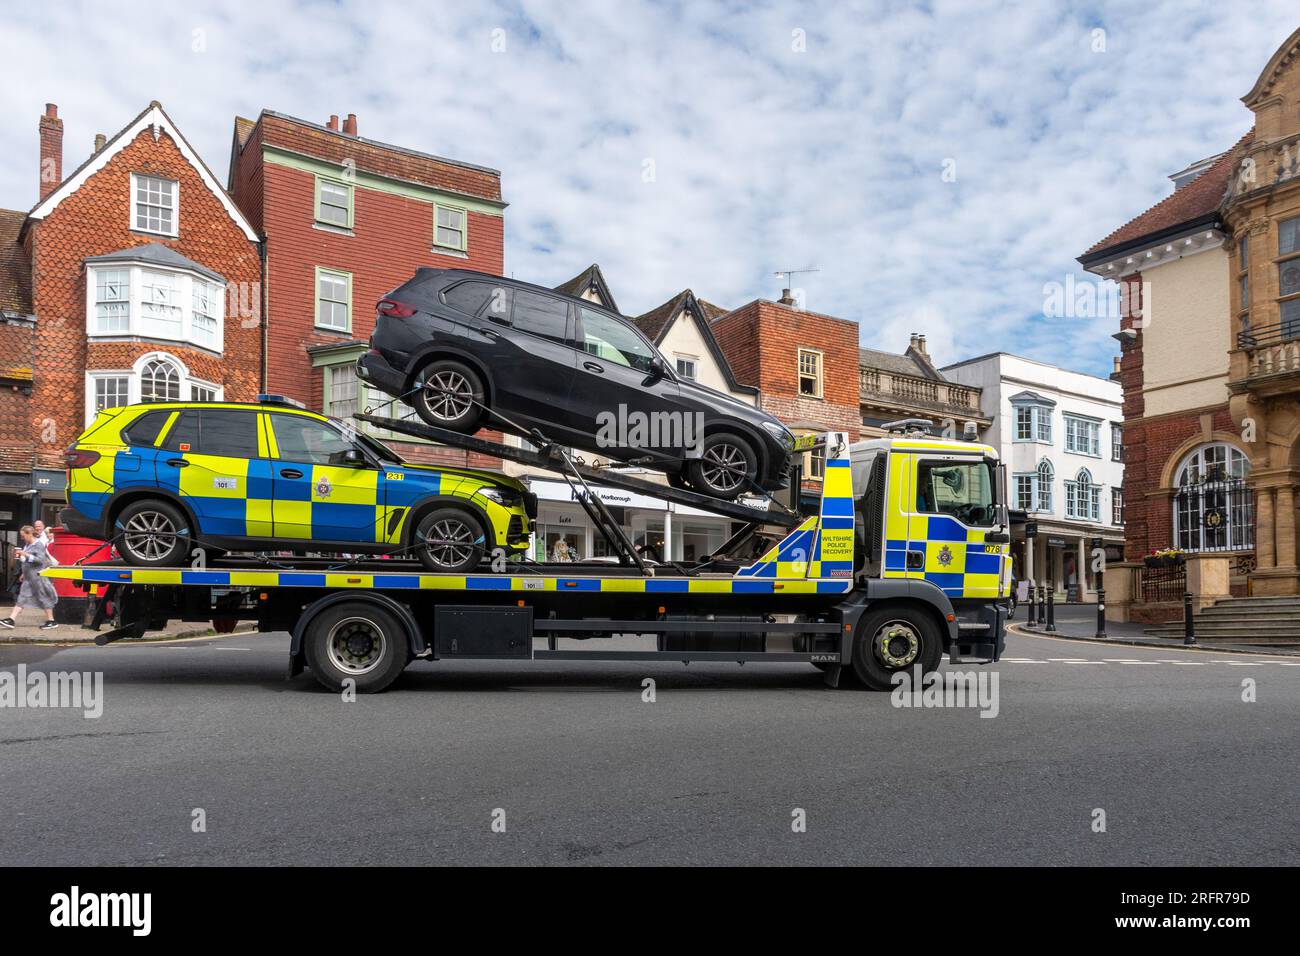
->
[0,0,1292,377]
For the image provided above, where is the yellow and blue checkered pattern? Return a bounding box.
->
[881,448,1008,600]
[736,433,854,581]
[67,403,527,550]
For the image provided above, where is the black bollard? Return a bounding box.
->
[1027,584,1038,627]
[1184,591,1196,645]
[1046,587,1056,632]
[1039,586,1047,625]
[1095,574,1107,639]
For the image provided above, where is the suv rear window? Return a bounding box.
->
[162,410,201,453]
[121,410,171,447]
[443,280,494,317]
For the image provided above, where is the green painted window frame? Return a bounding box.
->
[315,176,354,230]
[433,202,469,252]
[314,266,353,332]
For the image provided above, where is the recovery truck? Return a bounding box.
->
[45,417,1012,693]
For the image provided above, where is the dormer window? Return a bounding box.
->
[132,173,178,236]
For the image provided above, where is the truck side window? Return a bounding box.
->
[915,459,995,527]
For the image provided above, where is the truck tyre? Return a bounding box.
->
[303,602,410,693]
[413,507,487,573]
[685,431,758,499]
[851,606,943,691]
[115,498,192,567]
[413,359,484,432]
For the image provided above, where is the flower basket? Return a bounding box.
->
[1144,554,1185,569]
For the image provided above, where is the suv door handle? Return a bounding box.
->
[165,458,189,468]
[583,361,604,373]
[279,468,303,480]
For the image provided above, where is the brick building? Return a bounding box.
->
[0,102,262,545]
[710,294,863,454]
[227,110,507,468]
[1079,27,1300,618]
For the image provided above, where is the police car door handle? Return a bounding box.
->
[165,458,189,468]
[279,468,303,480]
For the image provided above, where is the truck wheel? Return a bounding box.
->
[685,432,758,499]
[851,607,943,691]
[303,602,409,693]
[414,359,484,432]
[115,499,192,567]
[413,507,486,573]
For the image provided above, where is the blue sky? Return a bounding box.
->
[1,0,1295,377]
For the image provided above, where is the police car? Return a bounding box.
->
[60,396,534,573]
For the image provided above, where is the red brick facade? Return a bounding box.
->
[229,111,507,468]
[25,115,262,471]
[711,299,862,439]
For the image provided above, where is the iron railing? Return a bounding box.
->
[1237,320,1300,350]
[1141,564,1186,604]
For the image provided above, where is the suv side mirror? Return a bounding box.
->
[642,356,667,386]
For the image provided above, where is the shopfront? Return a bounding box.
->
[525,477,742,563]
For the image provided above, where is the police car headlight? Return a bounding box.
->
[762,421,794,449]
[478,487,520,506]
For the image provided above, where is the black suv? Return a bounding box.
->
[358,269,795,498]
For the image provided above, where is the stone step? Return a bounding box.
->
[1197,607,1300,619]
[1208,596,1300,607]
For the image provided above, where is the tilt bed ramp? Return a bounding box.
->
[44,430,1011,693]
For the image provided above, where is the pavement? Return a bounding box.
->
[0,618,250,644]
[1,625,1296,866]
[1011,603,1300,656]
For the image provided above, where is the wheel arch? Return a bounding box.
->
[289,592,425,676]
[402,346,496,409]
[402,494,494,549]
[104,488,200,541]
[852,578,961,653]
[700,421,769,477]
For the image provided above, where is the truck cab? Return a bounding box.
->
[851,428,1011,659]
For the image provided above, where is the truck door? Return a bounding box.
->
[881,451,916,581]
[906,455,1002,599]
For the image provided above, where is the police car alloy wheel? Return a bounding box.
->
[116,499,189,566]
[414,507,486,573]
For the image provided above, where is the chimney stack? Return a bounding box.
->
[778,288,797,306]
[343,113,358,136]
[39,103,63,200]
[327,115,339,131]
[93,133,106,153]
[916,334,927,357]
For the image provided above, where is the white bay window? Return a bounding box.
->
[85,262,225,352]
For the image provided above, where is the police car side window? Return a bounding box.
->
[199,410,259,458]
[122,411,170,447]
[162,411,201,453]
[271,415,354,466]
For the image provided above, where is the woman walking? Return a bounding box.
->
[0,525,59,630]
